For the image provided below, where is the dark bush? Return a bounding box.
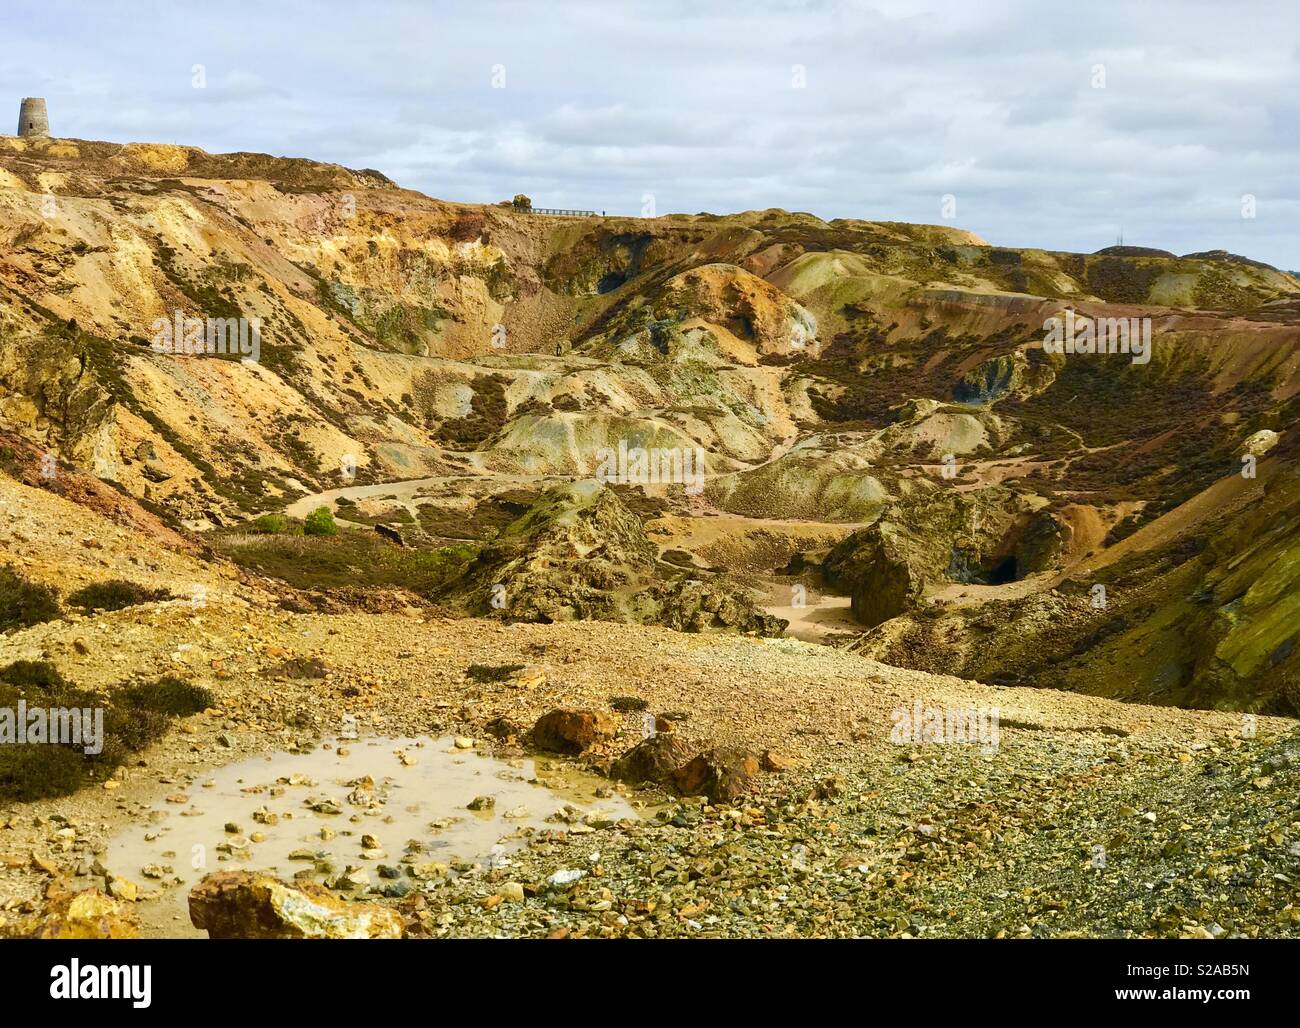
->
[0,744,90,802]
[0,659,68,692]
[67,580,172,612]
[103,706,171,753]
[116,676,216,716]
[465,663,524,683]
[0,668,214,802]
[0,566,60,632]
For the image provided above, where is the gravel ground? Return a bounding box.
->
[3,599,1298,938]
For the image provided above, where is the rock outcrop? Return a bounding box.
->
[823,487,1066,627]
[22,887,139,939]
[611,733,693,786]
[446,482,786,636]
[674,747,761,804]
[188,871,405,939]
[530,708,618,755]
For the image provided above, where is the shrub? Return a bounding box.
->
[0,665,216,801]
[0,659,68,691]
[0,566,60,632]
[106,676,214,755]
[252,513,290,534]
[115,676,216,716]
[465,663,524,683]
[103,706,172,754]
[0,661,104,801]
[67,580,172,612]
[303,506,338,536]
[0,745,90,802]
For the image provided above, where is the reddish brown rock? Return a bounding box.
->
[674,747,760,803]
[188,871,404,939]
[610,733,692,786]
[530,708,617,754]
[761,749,797,772]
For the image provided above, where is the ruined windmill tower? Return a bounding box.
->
[17,98,49,137]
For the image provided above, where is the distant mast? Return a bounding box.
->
[17,97,49,138]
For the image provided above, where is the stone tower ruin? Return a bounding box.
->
[17,98,49,138]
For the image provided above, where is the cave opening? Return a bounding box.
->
[985,555,1019,584]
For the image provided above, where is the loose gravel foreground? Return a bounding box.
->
[3,601,1299,939]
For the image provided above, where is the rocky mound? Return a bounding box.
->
[823,486,1065,626]
[444,481,785,636]
[851,441,1300,714]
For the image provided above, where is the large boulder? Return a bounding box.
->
[824,518,930,628]
[531,708,617,755]
[188,871,405,939]
[610,732,692,786]
[451,482,657,623]
[674,747,760,804]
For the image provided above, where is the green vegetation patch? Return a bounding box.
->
[211,527,477,594]
[0,665,213,802]
[304,506,339,536]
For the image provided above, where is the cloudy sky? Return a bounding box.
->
[5,0,1298,268]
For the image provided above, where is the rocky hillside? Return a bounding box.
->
[1,133,1297,706]
[1,134,1299,940]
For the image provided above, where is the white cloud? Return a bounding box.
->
[0,0,1295,268]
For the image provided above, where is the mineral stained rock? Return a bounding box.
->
[188,871,405,939]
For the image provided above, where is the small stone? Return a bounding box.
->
[501,882,526,903]
[546,868,585,889]
[761,750,796,772]
[30,853,60,876]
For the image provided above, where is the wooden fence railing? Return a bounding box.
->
[529,207,599,217]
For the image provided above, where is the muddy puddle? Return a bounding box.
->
[105,735,637,937]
